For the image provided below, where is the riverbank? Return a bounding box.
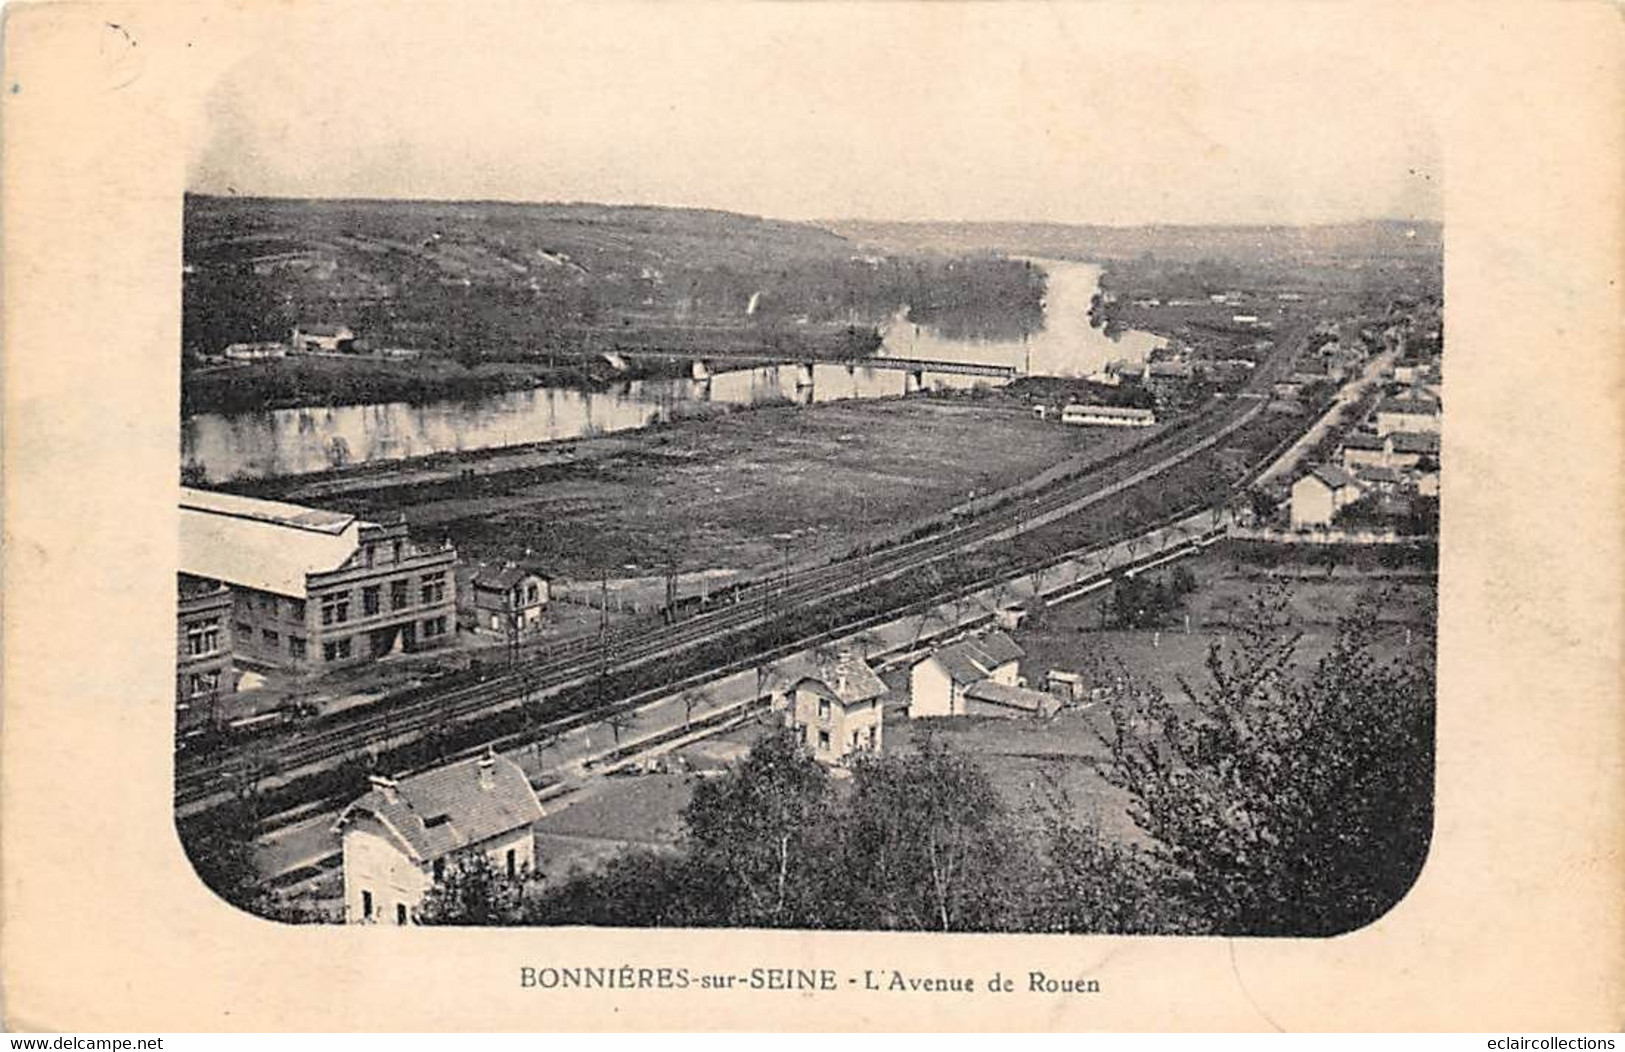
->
[180,321,885,418]
[231,395,1156,582]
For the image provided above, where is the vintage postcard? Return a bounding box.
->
[2,0,1621,1033]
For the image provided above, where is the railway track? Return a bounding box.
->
[177,337,1298,808]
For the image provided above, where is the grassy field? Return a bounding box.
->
[277,397,1154,580]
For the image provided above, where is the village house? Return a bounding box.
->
[334,752,544,925]
[178,487,458,675]
[176,573,237,732]
[459,563,550,638]
[1061,403,1156,428]
[290,323,358,354]
[1340,430,1440,474]
[1350,464,1404,495]
[908,630,1025,719]
[1375,396,1442,436]
[775,650,886,766]
[1290,465,1364,528]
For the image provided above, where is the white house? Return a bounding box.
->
[333,752,543,925]
[1375,397,1441,436]
[908,630,1024,719]
[1290,465,1364,528]
[1061,404,1156,428]
[774,650,886,766]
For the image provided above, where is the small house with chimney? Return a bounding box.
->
[333,752,543,924]
[459,563,551,638]
[772,650,886,766]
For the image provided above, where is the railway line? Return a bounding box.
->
[176,333,1300,812]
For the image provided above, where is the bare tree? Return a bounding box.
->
[603,707,638,748]
[677,687,707,730]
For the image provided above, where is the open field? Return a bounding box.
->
[253,396,1158,580]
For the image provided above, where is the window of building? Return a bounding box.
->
[506,849,517,878]
[433,858,445,882]
[289,636,307,660]
[419,572,447,605]
[338,638,352,659]
[320,594,350,626]
[185,618,220,657]
[423,616,447,638]
[187,671,219,697]
[362,585,381,617]
[396,903,408,926]
[361,890,373,920]
[288,599,306,623]
[526,583,540,604]
[391,579,409,611]
[817,697,831,720]
[817,729,831,750]
[392,540,404,563]
[262,628,279,648]
[322,638,352,662]
[235,621,252,641]
[364,545,375,569]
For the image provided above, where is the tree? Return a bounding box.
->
[179,799,264,911]
[1024,766,1192,935]
[525,850,717,928]
[1247,489,1278,525]
[838,735,1022,932]
[602,706,637,748]
[677,687,706,730]
[680,727,834,928]
[1099,587,1434,936]
[417,851,528,926]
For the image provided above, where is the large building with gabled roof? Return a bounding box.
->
[178,487,457,674]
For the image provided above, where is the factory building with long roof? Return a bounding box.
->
[178,487,458,674]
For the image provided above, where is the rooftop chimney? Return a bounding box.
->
[368,775,399,804]
[477,749,496,791]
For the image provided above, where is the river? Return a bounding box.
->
[181,259,1163,481]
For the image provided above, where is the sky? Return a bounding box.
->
[187,3,1442,227]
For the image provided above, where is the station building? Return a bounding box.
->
[178,487,458,675]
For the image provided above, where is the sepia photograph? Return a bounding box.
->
[3,0,1620,1035]
[171,5,1441,938]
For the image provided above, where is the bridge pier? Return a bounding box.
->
[690,359,712,381]
[794,362,816,391]
[904,368,925,394]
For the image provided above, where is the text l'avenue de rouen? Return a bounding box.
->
[519,965,1101,995]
